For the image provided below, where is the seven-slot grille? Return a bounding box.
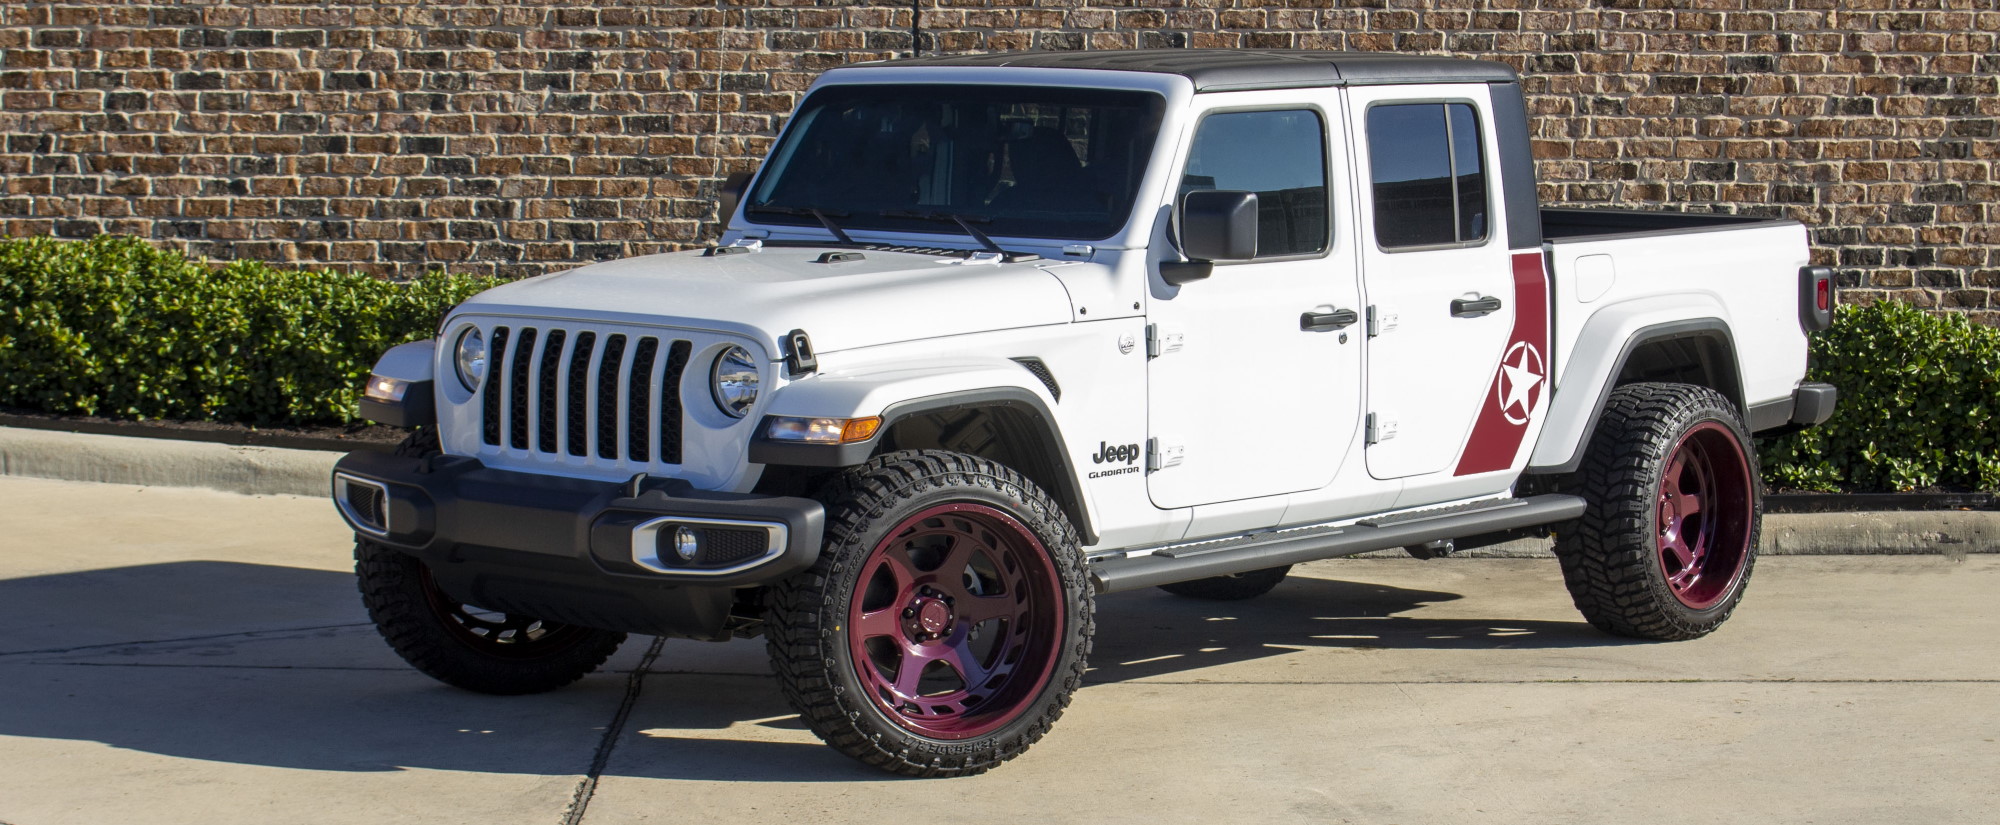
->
[479,325,693,465]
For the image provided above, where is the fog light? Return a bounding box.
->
[673,526,701,562]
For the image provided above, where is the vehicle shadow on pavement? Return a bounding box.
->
[0,561,627,778]
[1086,573,1640,684]
[0,560,1634,784]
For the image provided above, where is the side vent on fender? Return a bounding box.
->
[1010,357,1062,402]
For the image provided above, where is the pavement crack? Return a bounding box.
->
[0,622,374,660]
[31,662,409,671]
[1126,678,2000,686]
[561,637,665,825]
[1394,681,1530,818]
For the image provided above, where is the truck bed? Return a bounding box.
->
[1533,206,1814,468]
[1541,207,1792,243]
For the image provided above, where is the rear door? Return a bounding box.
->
[1347,87,1524,482]
[1145,93,1364,511]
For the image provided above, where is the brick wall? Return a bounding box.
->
[2,0,1996,318]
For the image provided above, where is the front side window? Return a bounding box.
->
[1179,109,1329,258]
[1366,102,1490,249]
[747,84,1166,241]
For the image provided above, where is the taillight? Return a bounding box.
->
[1799,266,1834,332]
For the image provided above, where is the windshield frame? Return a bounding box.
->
[738,79,1174,246]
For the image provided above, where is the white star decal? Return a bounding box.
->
[1496,341,1544,425]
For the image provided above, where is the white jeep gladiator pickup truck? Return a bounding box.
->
[333,49,1839,776]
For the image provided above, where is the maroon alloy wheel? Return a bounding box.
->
[1655,421,1755,610]
[846,502,1065,740]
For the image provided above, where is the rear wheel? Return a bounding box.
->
[766,450,1093,777]
[1554,383,1760,640]
[1157,565,1292,601]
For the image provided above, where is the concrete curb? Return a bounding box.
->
[0,425,338,498]
[3,425,1995,555]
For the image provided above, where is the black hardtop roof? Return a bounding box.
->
[845,49,1518,92]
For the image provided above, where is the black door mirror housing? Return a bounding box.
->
[717,170,755,232]
[1178,189,1259,262]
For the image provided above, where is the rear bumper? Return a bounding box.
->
[330,450,824,640]
[1747,381,1839,435]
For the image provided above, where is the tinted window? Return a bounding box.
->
[748,85,1165,241]
[1367,102,1489,248]
[1181,109,1328,258]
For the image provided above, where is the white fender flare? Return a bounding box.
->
[1528,294,1741,474]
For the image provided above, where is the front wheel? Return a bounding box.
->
[1554,382,1761,641]
[765,450,1094,777]
[356,541,627,694]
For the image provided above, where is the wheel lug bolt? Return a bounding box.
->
[903,608,916,618]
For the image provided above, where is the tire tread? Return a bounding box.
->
[1553,382,1761,641]
[764,450,1094,777]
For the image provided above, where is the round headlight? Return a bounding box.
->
[711,345,760,418]
[453,327,487,392]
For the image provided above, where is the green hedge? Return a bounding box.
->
[0,235,492,425]
[3,238,1993,491]
[1760,300,2000,493]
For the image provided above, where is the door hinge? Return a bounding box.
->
[1365,413,1398,445]
[1145,323,1184,358]
[1366,306,1398,338]
[1146,437,1184,471]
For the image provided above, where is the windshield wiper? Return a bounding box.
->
[743,205,855,245]
[877,210,1005,256]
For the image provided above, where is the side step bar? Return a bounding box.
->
[1089,494,1587,594]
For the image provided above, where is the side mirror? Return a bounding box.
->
[1179,189,1259,262]
[717,170,755,232]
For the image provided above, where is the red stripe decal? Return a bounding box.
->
[1453,251,1550,476]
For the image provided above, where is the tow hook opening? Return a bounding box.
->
[334,474,393,537]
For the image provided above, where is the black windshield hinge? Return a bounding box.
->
[783,329,817,378]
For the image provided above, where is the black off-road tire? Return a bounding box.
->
[1554,382,1762,641]
[1157,565,1293,601]
[765,450,1094,777]
[354,428,626,695]
[392,426,441,459]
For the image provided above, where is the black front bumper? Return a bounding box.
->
[331,451,824,641]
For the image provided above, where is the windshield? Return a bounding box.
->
[747,84,1167,242]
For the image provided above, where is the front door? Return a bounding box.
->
[1348,88,1520,481]
[1146,96,1364,511]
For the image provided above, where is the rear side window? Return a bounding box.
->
[1366,103,1489,249]
[1180,109,1329,258]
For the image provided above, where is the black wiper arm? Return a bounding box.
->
[744,205,854,245]
[878,210,1004,255]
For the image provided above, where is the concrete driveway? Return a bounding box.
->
[1,476,1995,825]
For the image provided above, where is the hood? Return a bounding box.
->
[453,247,1075,357]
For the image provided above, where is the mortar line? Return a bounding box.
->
[561,637,665,825]
[0,622,375,659]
